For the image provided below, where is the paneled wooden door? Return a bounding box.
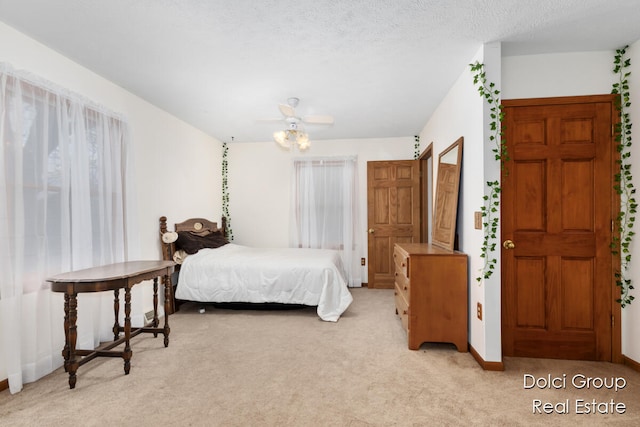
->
[367,160,420,289]
[501,95,619,361]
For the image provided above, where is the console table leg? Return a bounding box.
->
[163,273,171,347]
[152,277,159,337]
[62,292,70,372]
[123,286,132,374]
[67,290,79,389]
[112,289,120,340]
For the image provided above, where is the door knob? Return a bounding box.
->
[503,239,515,249]
[368,228,375,234]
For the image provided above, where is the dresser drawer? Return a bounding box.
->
[394,262,410,301]
[394,283,409,332]
[393,246,410,279]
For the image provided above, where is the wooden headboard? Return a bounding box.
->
[159,216,227,262]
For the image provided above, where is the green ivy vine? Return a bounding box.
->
[414,135,421,159]
[611,45,635,307]
[470,61,508,283]
[222,141,234,241]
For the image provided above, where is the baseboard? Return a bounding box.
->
[469,344,505,371]
[0,378,8,392]
[623,354,640,373]
[467,349,638,372]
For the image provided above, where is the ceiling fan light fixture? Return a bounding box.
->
[269,97,331,151]
[273,128,310,151]
[296,131,309,147]
[273,130,289,148]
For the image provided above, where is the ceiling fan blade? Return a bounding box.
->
[256,117,284,123]
[278,103,296,118]
[303,115,334,125]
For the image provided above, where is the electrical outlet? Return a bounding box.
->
[144,310,155,324]
[477,302,483,320]
[361,257,366,266]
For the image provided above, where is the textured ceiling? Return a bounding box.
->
[1,0,639,143]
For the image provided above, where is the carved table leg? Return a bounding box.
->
[67,290,79,389]
[62,292,70,373]
[153,277,159,337]
[123,285,132,374]
[112,289,120,340]
[163,273,171,347]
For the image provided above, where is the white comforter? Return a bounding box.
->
[175,244,353,322]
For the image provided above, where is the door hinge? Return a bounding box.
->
[612,315,615,327]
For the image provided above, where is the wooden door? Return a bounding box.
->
[367,160,420,289]
[501,95,618,361]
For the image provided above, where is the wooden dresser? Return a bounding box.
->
[393,242,468,352]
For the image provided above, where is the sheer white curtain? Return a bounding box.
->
[290,156,362,287]
[0,64,137,394]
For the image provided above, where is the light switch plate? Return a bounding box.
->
[474,211,483,230]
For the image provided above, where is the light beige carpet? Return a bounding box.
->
[1,288,639,426]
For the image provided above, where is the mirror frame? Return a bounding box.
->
[419,143,434,244]
[432,137,463,251]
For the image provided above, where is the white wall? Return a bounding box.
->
[0,22,222,382]
[622,40,640,363]
[419,43,501,362]
[502,51,613,98]
[227,136,414,283]
[502,45,640,363]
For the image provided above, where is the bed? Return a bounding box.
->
[159,216,353,321]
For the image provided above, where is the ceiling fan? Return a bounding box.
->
[268,97,334,150]
[276,97,335,125]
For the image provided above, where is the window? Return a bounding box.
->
[0,64,135,393]
[290,156,361,287]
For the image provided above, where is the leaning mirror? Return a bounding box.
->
[432,137,463,251]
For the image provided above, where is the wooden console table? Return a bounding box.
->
[48,260,175,389]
